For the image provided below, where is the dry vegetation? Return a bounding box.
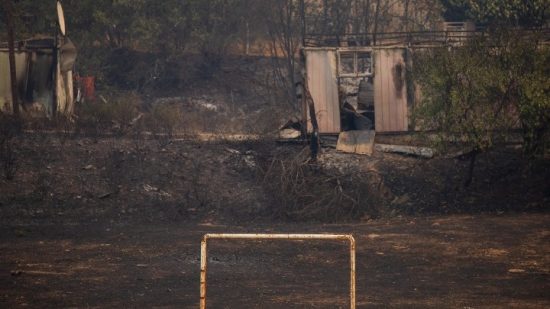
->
[259,147,376,221]
[0,113,20,180]
[1,1,549,308]
[1,111,548,225]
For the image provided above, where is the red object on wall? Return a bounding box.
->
[76,76,95,101]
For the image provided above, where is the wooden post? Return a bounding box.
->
[3,0,19,117]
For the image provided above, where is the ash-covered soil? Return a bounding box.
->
[1,134,547,225]
[0,215,548,308]
[0,134,548,308]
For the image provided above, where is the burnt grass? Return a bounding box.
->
[0,133,548,225]
[0,134,549,308]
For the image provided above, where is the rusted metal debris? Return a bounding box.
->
[199,233,356,309]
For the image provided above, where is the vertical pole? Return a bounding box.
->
[299,50,308,138]
[200,236,208,309]
[52,4,59,117]
[198,234,355,308]
[301,83,307,138]
[3,0,19,117]
[303,77,320,161]
[349,236,356,309]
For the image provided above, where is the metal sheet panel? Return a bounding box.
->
[374,48,408,132]
[56,69,75,115]
[55,62,67,114]
[0,52,29,112]
[306,49,340,133]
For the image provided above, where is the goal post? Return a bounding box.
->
[200,233,356,309]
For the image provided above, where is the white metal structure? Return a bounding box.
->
[57,1,66,35]
[304,49,341,134]
[200,233,356,309]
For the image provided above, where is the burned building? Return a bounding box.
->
[301,21,480,135]
[1,1,76,117]
[0,37,77,116]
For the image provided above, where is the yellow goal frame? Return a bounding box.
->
[200,233,356,309]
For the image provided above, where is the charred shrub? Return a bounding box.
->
[108,93,141,136]
[53,115,76,146]
[103,141,126,190]
[0,114,22,180]
[75,93,140,139]
[258,148,374,222]
[75,101,111,140]
[146,103,183,148]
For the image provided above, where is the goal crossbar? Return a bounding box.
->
[200,233,356,309]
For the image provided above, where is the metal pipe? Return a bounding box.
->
[349,235,356,309]
[200,236,207,309]
[199,233,356,309]
[204,233,353,240]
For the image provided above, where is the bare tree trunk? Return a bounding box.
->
[299,0,306,46]
[265,0,301,107]
[335,2,341,45]
[464,149,479,187]
[373,0,381,46]
[2,0,19,117]
[303,75,320,161]
[363,0,371,45]
[352,0,360,34]
[322,0,329,37]
[245,21,250,55]
[284,0,296,101]
[404,0,410,33]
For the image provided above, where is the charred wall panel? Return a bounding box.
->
[0,52,29,112]
[374,48,408,132]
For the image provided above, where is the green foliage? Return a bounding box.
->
[511,42,550,158]
[0,1,55,41]
[441,0,549,27]
[413,41,512,153]
[413,29,550,159]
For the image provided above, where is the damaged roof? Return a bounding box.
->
[0,37,56,51]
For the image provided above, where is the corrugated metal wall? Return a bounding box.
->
[306,49,341,134]
[374,48,408,132]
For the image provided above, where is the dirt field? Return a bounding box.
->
[0,136,548,308]
[0,214,549,308]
